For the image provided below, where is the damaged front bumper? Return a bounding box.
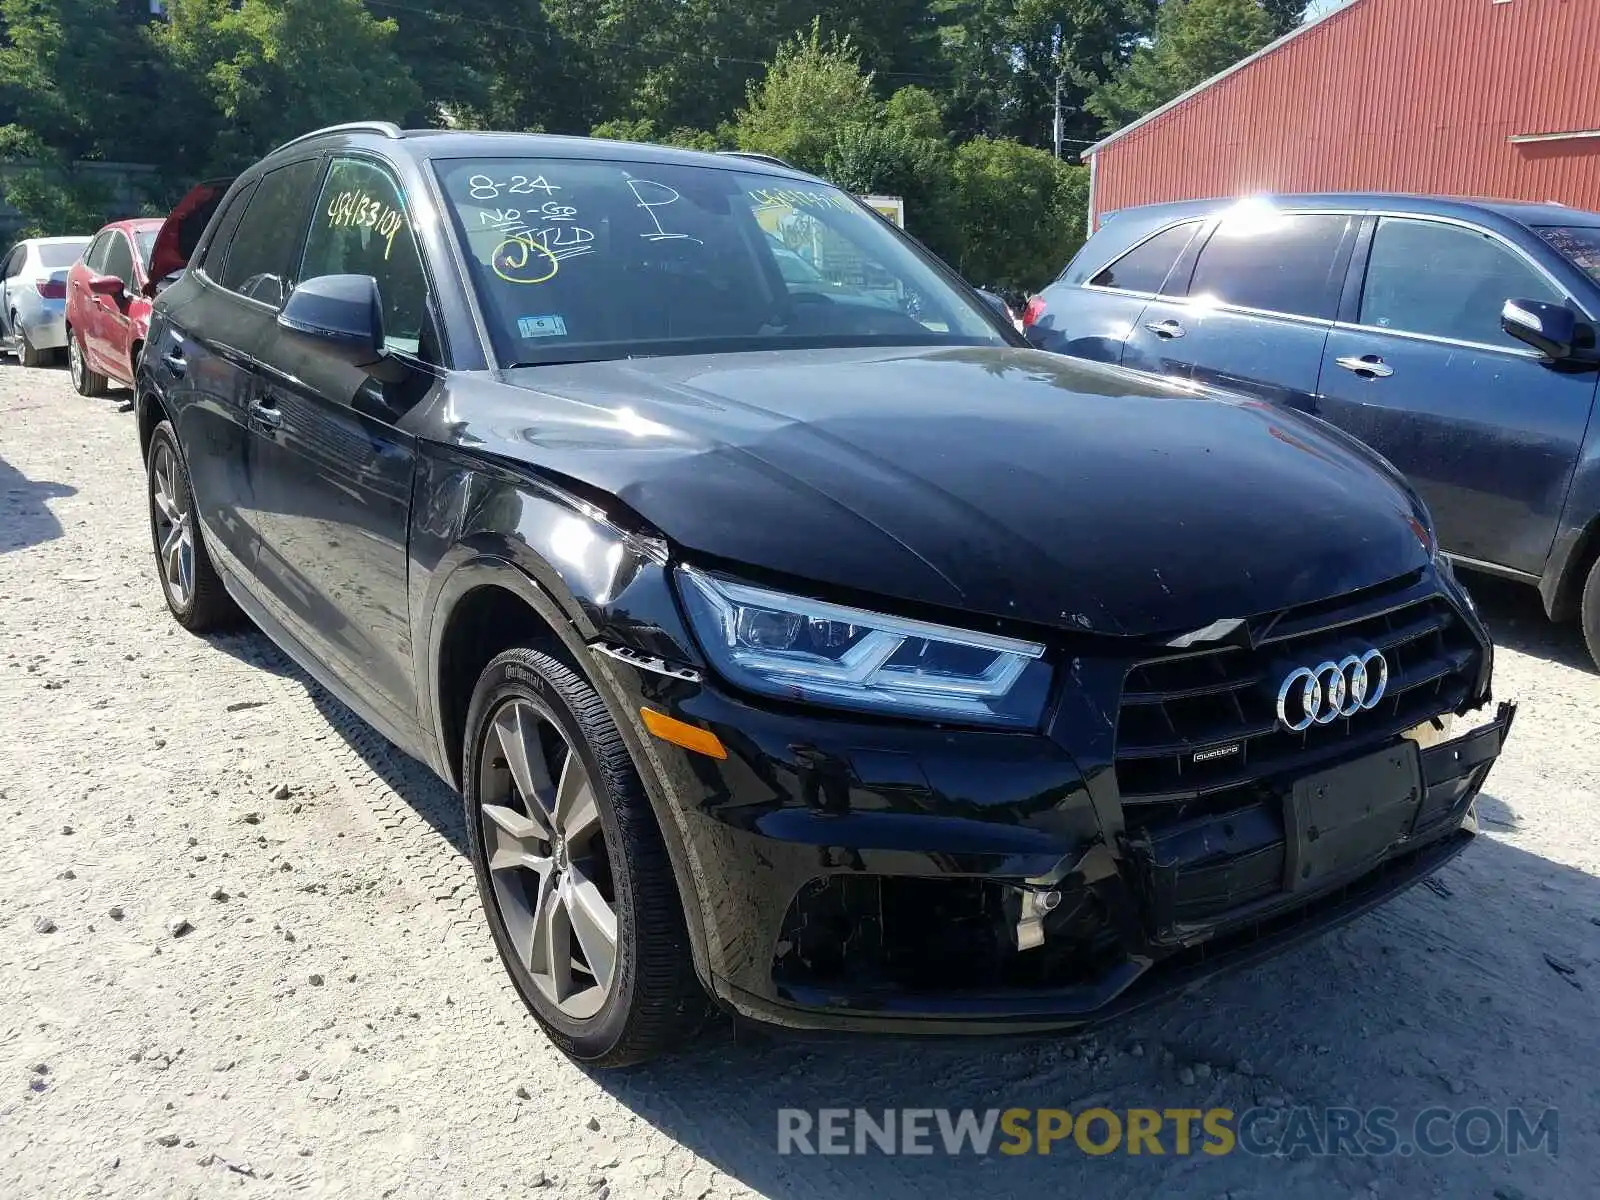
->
[606,628,1516,1035]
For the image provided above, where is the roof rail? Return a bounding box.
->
[271,121,403,155]
[716,150,796,170]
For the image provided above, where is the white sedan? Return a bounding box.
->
[0,236,91,367]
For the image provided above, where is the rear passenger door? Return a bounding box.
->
[159,159,322,585]
[249,155,435,730]
[1028,221,1202,363]
[1123,211,1357,410]
[1317,215,1599,575]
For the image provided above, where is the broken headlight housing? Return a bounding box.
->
[676,566,1052,727]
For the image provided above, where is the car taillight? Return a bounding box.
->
[36,279,66,300]
[1022,296,1046,328]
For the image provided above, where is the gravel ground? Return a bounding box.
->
[1,364,1596,1199]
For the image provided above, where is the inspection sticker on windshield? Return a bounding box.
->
[517,314,568,338]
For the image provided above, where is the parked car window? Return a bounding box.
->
[36,242,87,270]
[1090,223,1198,293]
[135,229,159,271]
[84,233,112,274]
[1533,225,1600,287]
[1360,218,1563,348]
[102,234,135,289]
[299,157,429,357]
[216,159,322,307]
[1187,211,1348,319]
[1,247,21,278]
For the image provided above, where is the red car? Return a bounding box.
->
[65,217,163,395]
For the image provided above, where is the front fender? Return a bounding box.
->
[410,451,718,995]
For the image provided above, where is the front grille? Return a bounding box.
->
[1115,571,1479,805]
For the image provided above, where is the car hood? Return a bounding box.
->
[463,346,1433,638]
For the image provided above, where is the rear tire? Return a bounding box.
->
[463,647,708,1067]
[68,328,109,396]
[1581,552,1600,673]
[146,420,239,632]
[16,314,46,368]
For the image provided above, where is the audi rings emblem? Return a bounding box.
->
[1275,650,1389,732]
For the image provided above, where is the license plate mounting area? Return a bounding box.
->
[1283,744,1423,892]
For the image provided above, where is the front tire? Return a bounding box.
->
[146,421,239,632]
[69,328,109,396]
[463,648,707,1067]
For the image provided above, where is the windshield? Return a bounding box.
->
[1535,225,1600,286]
[36,241,88,269]
[135,229,159,270]
[432,157,1006,365]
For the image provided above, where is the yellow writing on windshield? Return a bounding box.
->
[492,234,560,285]
[750,187,850,213]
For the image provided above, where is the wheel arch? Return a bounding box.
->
[136,385,171,464]
[425,549,717,994]
[1543,508,1600,622]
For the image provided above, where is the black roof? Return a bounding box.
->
[265,122,816,183]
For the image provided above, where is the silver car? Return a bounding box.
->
[0,236,91,366]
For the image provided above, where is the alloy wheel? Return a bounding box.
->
[69,336,84,390]
[477,697,619,1020]
[150,441,195,609]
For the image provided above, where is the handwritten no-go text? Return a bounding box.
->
[326,190,407,259]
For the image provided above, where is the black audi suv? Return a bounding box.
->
[136,123,1514,1066]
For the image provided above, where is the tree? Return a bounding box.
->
[590,117,723,153]
[0,0,190,231]
[949,136,1087,293]
[157,0,420,173]
[933,0,1156,147]
[731,22,879,174]
[1088,0,1278,131]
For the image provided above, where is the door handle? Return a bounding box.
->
[248,399,283,432]
[1335,354,1394,379]
[1145,319,1186,339]
[162,350,187,377]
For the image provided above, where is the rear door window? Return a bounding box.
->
[1360,217,1563,348]
[1090,223,1198,293]
[216,159,323,307]
[1187,212,1350,319]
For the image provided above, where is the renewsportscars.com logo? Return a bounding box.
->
[777,1106,1559,1158]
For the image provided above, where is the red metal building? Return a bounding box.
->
[1083,0,1600,228]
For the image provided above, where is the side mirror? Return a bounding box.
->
[1501,298,1594,360]
[88,274,125,298]
[277,274,391,375]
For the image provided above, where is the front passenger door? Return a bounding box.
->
[1317,216,1599,575]
[250,156,436,730]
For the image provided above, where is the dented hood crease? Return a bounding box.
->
[445,346,1433,638]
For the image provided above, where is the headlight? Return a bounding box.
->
[677,566,1052,727]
